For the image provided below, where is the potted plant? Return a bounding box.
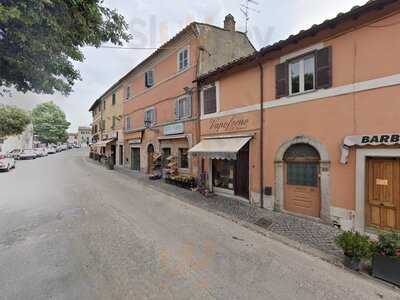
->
[372,231,400,286]
[335,231,373,271]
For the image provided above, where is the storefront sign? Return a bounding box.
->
[129,139,142,145]
[376,179,389,186]
[209,117,249,133]
[164,123,184,135]
[341,134,400,164]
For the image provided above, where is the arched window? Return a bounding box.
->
[284,144,320,187]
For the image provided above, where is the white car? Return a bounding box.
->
[34,148,48,157]
[0,153,16,172]
[19,149,37,160]
[48,147,57,154]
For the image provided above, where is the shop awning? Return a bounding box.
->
[93,139,115,147]
[189,136,252,160]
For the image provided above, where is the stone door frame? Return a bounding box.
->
[275,135,331,222]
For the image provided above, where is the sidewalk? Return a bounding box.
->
[89,161,342,262]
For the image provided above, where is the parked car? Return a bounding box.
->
[48,147,57,154]
[7,149,22,160]
[19,149,37,160]
[0,152,16,171]
[34,148,48,157]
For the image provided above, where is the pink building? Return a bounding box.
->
[192,0,400,233]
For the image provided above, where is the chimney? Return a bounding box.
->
[224,14,236,31]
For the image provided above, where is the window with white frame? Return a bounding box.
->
[178,47,189,72]
[125,116,132,131]
[145,70,154,88]
[175,95,192,120]
[125,86,131,100]
[144,108,156,126]
[289,55,315,95]
[202,83,218,115]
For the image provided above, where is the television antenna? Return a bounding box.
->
[240,0,260,34]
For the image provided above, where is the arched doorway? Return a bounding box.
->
[283,143,321,217]
[147,144,154,174]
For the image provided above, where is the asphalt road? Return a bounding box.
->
[0,149,399,300]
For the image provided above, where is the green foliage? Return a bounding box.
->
[0,105,31,137]
[374,231,400,258]
[0,1,131,95]
[335,231,374,260]
[32,102,70,144]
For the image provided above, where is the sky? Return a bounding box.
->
[0,0,368,132]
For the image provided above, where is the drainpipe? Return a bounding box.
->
[258,63,264,209]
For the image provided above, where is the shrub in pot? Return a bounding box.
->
[335,231,373,271]
[372,231,400,286]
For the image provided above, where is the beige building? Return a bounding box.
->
[89,85,124,165]
[77,126,92,147]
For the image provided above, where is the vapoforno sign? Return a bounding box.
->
[341,133,400,164]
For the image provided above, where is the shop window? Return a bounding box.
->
[179,148,189,169]
[175,95,192,120]
[202,84,218,115]
[178,47,189,71]
[212,160,234,191]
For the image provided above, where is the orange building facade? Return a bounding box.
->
[118,16,255,177]
[194,0,400,233]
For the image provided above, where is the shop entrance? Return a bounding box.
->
[147,144,155,174]
[366,158,400,231]
[131,148,140,171]
[119,145,123,165]
[284,144,321,218]
[212,144,249,199]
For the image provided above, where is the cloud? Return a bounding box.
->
[0,0,368,132]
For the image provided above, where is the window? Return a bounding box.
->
[289,55,315,95]
[103,100,106,110]
[144,108,156,126]
[179,148,189,169]
[101,120,105,130]
[112,116,116,129]
[178,47,189,71]
[125,86,131,100]
[112,93,116,105]
[145,70,154,88]
[202,84,218,115]
[275,46,332,99]
[125,116,132,131]
[175,95,192,120]
[212,160,235,191]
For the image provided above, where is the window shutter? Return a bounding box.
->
[316,46,332,89]
[185,96,192,118]
[175,100,180,120]
[203,86,217,114]
[275,62,289,98]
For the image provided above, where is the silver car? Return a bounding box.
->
[0,152,16,172]
[19,149,37,160]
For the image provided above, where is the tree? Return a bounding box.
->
[0,105,31,137]
[0,1,131,95]
[32,102,70,144]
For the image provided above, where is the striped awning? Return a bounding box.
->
[189,136,252,160]
[93,139,115,147]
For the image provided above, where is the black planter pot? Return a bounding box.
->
[372,255,400,286]
[343,255,361,271]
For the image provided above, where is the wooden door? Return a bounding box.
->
[235,145,249,199]
[284,162,321,217]
[131,148,140,171]
[366,158,400,231]
[284,144,321,218]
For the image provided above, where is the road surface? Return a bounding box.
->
[0,149,399,300]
